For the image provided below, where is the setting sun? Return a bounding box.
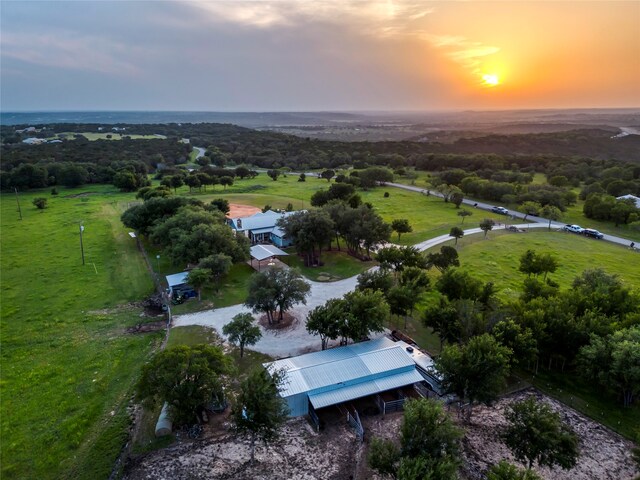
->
[482,74,500,87]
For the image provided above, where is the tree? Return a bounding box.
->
[426,245,459,273]
[32,197,48,209]
[450,192,464,208]
[342,289,389,343]
[480,218,496,238]
[359,167,394,189]
[210,198,230,214]
[391,219,412,241]
[244,268,310,324]
[186,268,211,300]
[422,297,461,350]
[136,344,231,425]
[306,299,346,350]
[320,169,335,182]
[169,175,184,193]
[298,173,306,182]
[457,209,472,224]
[198,253,232,288]
[277,210,334,266]
[234,166,251,179]
[487,461,542,480]
[368,398,461,480]
[578,326,640,407]
[342,205,391,258]
[449,226,464,246]
[436,268,484,301]
[541,204,562,230]
[356,269,394,296]
[223,313,262,358]
[185,174,201,192]
[232,368,289,465]
[273,268,311,322]
[267,169,280,181]
[368,437,401,478]
[436,334,512,420]
[492,319,538,367]
[518,201,541,221]
[113,171,138,192]
[503,397,579,471]
[219,176,234,189]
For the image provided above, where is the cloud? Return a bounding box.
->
[425,33,500,75]
[185,0,434,36]
[1,31,142,77]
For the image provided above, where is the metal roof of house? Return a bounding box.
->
[166,271,189,287]
[309,369,424,409]
[266,337,423,399]
[250,244,289,262]
[230,210,297,232]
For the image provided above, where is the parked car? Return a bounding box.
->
[491,206,509,215]
[582,228,604,239]
[563,224,584,234]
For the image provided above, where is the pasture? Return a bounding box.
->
[0,185,156,479]
[444,230,640,296]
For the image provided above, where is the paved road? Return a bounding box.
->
[385,181,637,248]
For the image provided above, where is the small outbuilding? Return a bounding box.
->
[249,244,289,271]
[264,336,439,418]
[165,272,196,299]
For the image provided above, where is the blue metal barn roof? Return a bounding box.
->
[266,337,423,399]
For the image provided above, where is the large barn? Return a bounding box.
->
[264,336,440,418]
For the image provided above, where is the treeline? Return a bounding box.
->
[0,136,191,190]
[3,123,639,188]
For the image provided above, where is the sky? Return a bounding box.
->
[1,1,639,112]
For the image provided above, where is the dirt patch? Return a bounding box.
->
[123,417,359,480]
[459,389,639,480]
[63,191,101,198]
[227,204,261,219]
[126,321,167,334]
[257,312,298,331]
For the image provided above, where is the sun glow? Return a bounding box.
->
[482,73,500,87]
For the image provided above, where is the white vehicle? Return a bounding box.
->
[563,224,584,234]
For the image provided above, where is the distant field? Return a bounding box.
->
[0,185,156,480]
[54,132,163,141]
[428,230,640,298]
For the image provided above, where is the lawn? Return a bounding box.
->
[282,248,376,281]
[427,230,640,299]
[0,184,158,480]
[175,174,508,246]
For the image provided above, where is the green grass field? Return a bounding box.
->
[3,173,639,477]
[177,174,508,246]
[436,230,640,298]
[1,185,157,480]
[282,248,376,281]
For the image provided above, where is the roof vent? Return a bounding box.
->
[406,346,414,353]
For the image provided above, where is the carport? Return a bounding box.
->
[249,244,288,271]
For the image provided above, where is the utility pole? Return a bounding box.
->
[79,224,85,265]
[14,188,22,220]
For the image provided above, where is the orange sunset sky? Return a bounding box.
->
[1,1,639,111]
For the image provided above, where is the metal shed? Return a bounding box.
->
[264,337,427,417]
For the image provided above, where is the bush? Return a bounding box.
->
[384,192,390,198]
[32,197,48,209]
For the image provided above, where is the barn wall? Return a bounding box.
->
[285,393,309,417]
